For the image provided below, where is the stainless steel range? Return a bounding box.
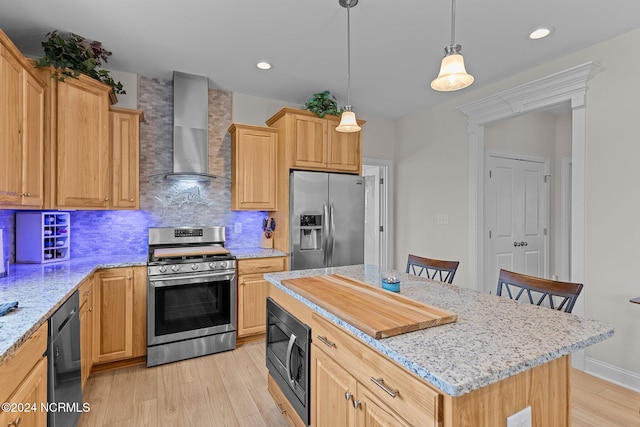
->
[147,226,236,367]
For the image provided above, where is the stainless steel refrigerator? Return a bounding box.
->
[290,171,364,270]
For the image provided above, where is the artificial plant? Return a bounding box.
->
[303,90,343,118]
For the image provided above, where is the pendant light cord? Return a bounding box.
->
[346,0,352,108]
[450,0,456,46]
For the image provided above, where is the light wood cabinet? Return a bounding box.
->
[237,256,286,338]
[79,277,94,389]
[229,123,278,210]
[110,108,143,209]
[93,266,146,364]
[266,108,363,174]
[0,29,45,209]
[45,72,112,209]
[0,322,48,427]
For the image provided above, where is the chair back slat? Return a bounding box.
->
[406,254,460,284]
[496,269,583,314]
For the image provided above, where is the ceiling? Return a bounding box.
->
[2,0,640,120]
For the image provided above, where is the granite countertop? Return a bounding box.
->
[0,255,147,364]
[265,264,614,397]
[229,247,287,259]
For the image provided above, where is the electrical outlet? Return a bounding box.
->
[436,214,449,225]
[506,406,532,427]
[234,222,242,234]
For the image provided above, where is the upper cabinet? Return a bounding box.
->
[266,108,364,174]
[42,71,112,209]
[229,123,278,210]
[0,29,45,209]
[38,67,142,210]
[111,108,143,209]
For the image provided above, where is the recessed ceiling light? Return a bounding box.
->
[529,27,553,40]
[256,61,272,70]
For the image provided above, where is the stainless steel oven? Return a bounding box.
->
[266,297,311,425]
[147,226,236,367]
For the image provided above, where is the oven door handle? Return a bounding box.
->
[149,270,235,286]
[285,333,298,388]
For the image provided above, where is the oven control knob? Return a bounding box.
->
[220,261,228,269]
[209,262,216,269]
[191,264,198,271]
[171,265,181,272]
[159,266,167,273]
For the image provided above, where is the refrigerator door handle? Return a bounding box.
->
[329,201,336,265]
[323,202,330,266]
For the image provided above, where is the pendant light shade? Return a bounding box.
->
[431,0,474,92]
[336,0,361,133]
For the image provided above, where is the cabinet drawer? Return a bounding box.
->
[312,313,441,427]
[237,256,286,275]
[0,321,48,404]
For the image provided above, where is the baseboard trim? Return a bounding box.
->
[583,356,640,393]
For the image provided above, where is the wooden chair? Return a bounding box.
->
[496,269,583,313]
[405,254,460,284]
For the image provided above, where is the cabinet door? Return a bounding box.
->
[237,273,270,337]
[0,357,47,427]
[21,70,45,207]
[231,125,277,210]
[79,278,93,388]
[111,109,141,209]
[56,76,111,209]
[131,266,147,358]
[328,126,361,173]
[0,43,23,206]
[293,115,328,169]
[93,268,134,364]
[312,347,356,427]
[356,384,413,427]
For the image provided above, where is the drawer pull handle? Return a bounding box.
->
[317,335,335,348]
[370,377,399,398]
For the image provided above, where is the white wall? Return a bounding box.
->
[395,27,640,387]
[108,69,138,109]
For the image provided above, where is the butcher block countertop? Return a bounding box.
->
[281,274,457,338]
[265,264,614,397]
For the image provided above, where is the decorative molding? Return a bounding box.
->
[457,61,598,308]
[459,62,598,129]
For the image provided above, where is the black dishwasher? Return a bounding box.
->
[48,290,82,427]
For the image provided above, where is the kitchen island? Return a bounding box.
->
[265,265,614,427]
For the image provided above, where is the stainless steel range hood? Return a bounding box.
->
[151,71,228,182]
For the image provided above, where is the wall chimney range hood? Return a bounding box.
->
[150,71,229,182]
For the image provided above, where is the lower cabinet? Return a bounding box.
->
[0,322,48,427]
[93,266,146,365]
[237,257,286,338]
[311,313,442,427]
[79,277,94,388]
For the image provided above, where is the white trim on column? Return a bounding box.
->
[458,61,598,369]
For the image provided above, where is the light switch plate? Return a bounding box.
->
[234,222,242,234]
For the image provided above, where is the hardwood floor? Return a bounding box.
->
[79,341,640,426]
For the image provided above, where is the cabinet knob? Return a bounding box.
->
[104,197,110,201]
[26,192,31,197]
[126,276,132,280]
[130,198,134,202]
[352,399,361,409]
[344,391,353,401]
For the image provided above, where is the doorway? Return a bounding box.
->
[362,158,394,270]
[485,153,549,293]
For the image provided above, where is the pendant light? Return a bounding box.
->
[431,0,474,91]
[336,0,361,133]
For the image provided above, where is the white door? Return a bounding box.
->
[486,154,549,293]
[362,159,392,270]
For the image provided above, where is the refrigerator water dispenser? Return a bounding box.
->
[299,215,322,251]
